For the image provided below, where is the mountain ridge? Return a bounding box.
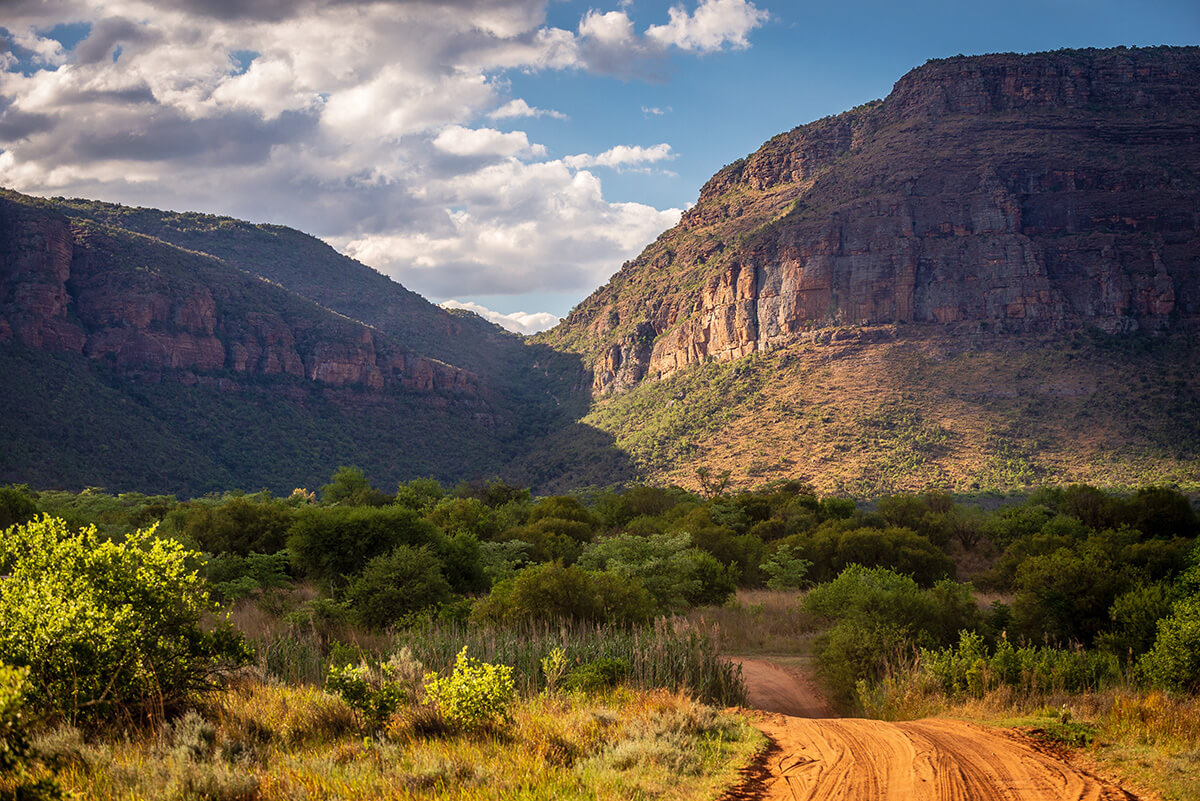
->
[540,45,1200,395]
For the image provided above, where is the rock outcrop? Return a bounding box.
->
[0,194,479,397]
[543,47,1200,393]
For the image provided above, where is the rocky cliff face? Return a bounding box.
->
[0,194,478,397]
[544,47,1200,393]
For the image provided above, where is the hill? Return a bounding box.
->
[538,46,1200,493]
[0,190,630,495]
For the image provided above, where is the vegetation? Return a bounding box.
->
[1,473,1195,798]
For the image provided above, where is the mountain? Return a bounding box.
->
[539,46,1200,494]
[0,190,631,495]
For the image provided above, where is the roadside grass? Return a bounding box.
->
[41,679,763,801]
[685,590,818,656]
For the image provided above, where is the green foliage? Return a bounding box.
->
[576,532,736,611]
[0,486,37,531]
[1138,595,1200,692]
[472,562,655,626]
[1139,546,1200,691]
[394,478,445,513]
[320,466,392,507]
[759,543,812,591]
[325,663,407,731]
[344,545,453,629]
[201,551,291,602]
[565,659,631,693]
[0,516,249,723]
[173,494,293,555]
[780,524,954,586]
[423,648,516,730]
[287,505,445,584]
[920,631,1122,697]
[802,565,983,709]
[0,662,64,801]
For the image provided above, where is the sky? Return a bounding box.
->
[1,1,1197,334]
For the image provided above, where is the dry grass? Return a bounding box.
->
[584,330,1200,497]
[45,681,763,801]
[685,590,819,656]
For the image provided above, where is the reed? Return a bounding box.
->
[248,617,746,706]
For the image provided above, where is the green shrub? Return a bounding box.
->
[0,662,64,800]
[325,663,407,731]
[565,659,631,693]
[423,647,516,730]
[802,565,983,709]
[344,545,453,629]
[0,516,250,723]
[472,562,654,625]
[0,485,37,530]
[287,505,442,584]
[759,544,812,591]
[576,532,735,611]
[1139,594,1200,692]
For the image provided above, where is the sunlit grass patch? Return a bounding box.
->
[48,680,761,801]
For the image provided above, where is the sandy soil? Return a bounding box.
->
[727,657,1136,801]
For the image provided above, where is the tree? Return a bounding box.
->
[320,466,391,506]
[0,485,37,531]
[344,546,453,628]
[0,517,248,723]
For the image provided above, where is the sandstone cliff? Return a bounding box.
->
[0,193,478,397]
[542,46,1200,394]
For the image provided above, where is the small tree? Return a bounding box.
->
[0,516,249,723]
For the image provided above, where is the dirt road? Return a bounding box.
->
[729,657,1134,801]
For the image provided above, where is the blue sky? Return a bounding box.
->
[1,0,1197,331]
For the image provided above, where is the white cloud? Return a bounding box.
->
[646,0,769,52]
[488,98,567,120]
[641,105,670,116]
[440,300,561,335]
[564,143,674,170]
[0,0,760,313]
[433,125,546,158]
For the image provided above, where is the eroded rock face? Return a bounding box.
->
[556,47,1200,393]
[0,196,479,398]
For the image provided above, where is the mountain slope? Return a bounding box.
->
[540,46,1200,493]
[0,190,629,494]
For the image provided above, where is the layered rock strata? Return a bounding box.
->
[545,47,1200,393]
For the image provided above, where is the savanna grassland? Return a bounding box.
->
[1,475,1198,799]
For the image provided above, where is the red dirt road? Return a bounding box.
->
[729,657,1135,801]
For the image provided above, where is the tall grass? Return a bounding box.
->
[249,617,746,706]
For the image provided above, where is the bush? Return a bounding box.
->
[565,659,630,693]
[802,565,983,709]
[0,516,249,723]
[423,648,516,730]
[1139,594,1200,692]
[576,532,735,612]
[287,505,453,586]
[0,662,63,800]
[325,662,407,731]
[0,484,37,530]
[344,545,453,629]
[759,544,812,591]
[472,562,655,626]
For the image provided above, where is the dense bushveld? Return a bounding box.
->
[1,475,1197,798]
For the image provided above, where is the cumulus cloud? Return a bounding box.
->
[563,143,674,170]
[440,299,560,335]
[0,0,762,311]
[488,98,567,120]
[646,0,770,52]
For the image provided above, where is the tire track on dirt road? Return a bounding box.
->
[727,657,1137,801]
